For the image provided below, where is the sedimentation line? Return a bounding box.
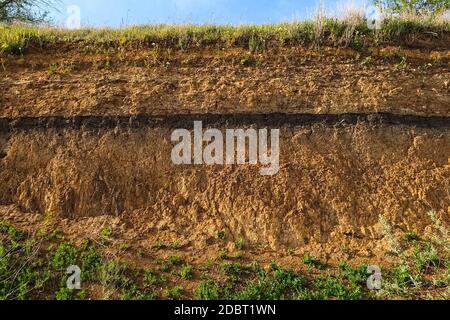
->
[0,113,449,132]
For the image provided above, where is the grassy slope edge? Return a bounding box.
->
[1,17,449,55]
[1,215,449,300]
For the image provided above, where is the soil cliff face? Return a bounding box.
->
[0,44,449,264]
[0,123,448,260]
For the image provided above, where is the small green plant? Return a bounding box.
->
[144,269,158,286]
[0,36,24,55]
[52,242,78,270]
[119,243,131,251]
[396,56,409,70]
[218,250,228,260]
[99,260,135,299]
[235,238,245,251]
[248,34,265,53]
[79,241,101,280]
[48,64,58,75]
[234,267,305,300]
[419,62,433,72]
[0,221,25,241]
[195,279,220,300]
[286,247,295,256]
[55,287,86,300]
[137,250,145,258]
[217,230,225,240]
[37,228,64,241]
[403,232,421,242]
[270,260,280,271]
[170,241,181,250]
[153,241,167,250]
[43,210,55,225]
[221,262,251,280]
[100,226,113,240]
[392,264,414,289]
[302,275,362,300]
[339,263,368,287]
[199,259,214,271]
[119,283,142,300]
[361,56,372,67]
[350,31,364,51]
[164,285,183,300]
[180,264,193,280]
[158,261,170,273]
[379,215,402,256]
[413,244,440,272]
[168,255,182,266]
[302,252,326,269]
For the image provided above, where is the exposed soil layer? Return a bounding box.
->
[0,123,449,265]
[1,47,449,118]
[1,44,449,268]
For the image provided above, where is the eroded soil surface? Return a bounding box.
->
[1,123,449,267]
[0,46,449,118]
[0,45,449,276]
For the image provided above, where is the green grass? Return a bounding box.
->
[99,226,113,244]
[1,218,448,300]
[195,279,220,300]
[51,242,78,270]
[302,252,326,270]
[412,243,440,272]
[235,238,245,251]
[47,64,58,75]
[218,250,228,260]
[152,241,167,250]
[299,275,363,300]
[1,17,449,55]
[404,231,422,242]
[375,215,450,299]
[0,223,100,300]
[180,264,194,280]
[167,255,183,266]
[234,267,306,300]
[164,285,183,300]
[217,230,226,240]
[220,262,251,279]
[170,241,182,250]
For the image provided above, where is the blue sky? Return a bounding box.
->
[50,0,368,27]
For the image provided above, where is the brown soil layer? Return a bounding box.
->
[1,47,449,118]
[1,123,449,265]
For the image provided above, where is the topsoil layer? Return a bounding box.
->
[0,46,449,118]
